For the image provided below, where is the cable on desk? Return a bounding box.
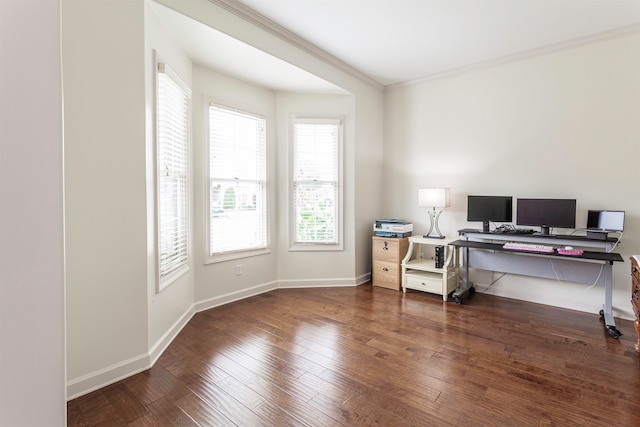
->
[607,232,623,253]
[583,264,605,292]
[550,259,561,282]
[475,272,507,294]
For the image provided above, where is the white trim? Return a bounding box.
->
[148,304,196,366]
[355,272,371,285]
[389,23,640,90]
[155,52,193,292]
[205,247,271,264]
[159,263,190,291]
[66,353,150,401]
[194,280,278,312]
[289,116,344,251]
[204,96,270,263]
[157,62,191,96]
[277,278,359,288]
[67,303,196,401]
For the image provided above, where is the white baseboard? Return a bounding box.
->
[277,277,359,288]
[148,304,196,366]
[66,304,196,401]
[67,276,367,400]
[194,280,278,313]
[66,353,151,401]
[356,272,371,285]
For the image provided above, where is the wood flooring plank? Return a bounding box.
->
[270,396,346,427]
[241,363,320,403]
[145,394,199,427]
[122,366,191,407]
[174,392,231,427]
[127,412,162,426]
[251,399,314,427]
[70,390,128,427]
[68,286,640,427]
[100,383,148,423]
[182,373,270,426]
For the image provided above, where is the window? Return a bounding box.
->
[156,62,190,288]
[208,103,268,260]
[291,117,343,250]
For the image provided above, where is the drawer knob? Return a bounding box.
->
[382,267,389,271]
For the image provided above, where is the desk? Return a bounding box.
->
[451,229,624,338]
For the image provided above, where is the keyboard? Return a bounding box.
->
[557,248,583,256]
[502,242,555,253]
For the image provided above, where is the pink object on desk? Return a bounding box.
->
[557,248,583,256]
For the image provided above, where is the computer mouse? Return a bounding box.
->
[564,246,573,250]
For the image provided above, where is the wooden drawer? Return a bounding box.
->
[632,257,639,316]
[405,272,443,294]
[372,238,401,262]
[372,236,409,291]
[372,260,400,290]
[632,256,640,353]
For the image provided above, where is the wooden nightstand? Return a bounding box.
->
[371,236,409,291]
[631,255,639,352]
[401,236,459,301]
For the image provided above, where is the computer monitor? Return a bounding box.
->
[586,210,625,232]
[467,195,513,233]
[516,198,576,235]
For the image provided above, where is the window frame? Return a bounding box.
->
[205,98,270,264]
[289,115,344,251]
[154,58,192,291]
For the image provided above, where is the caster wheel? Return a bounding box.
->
[599,309,604,317]
[454,296,463,305]
[469,287,476,295]
[607,327,621,339]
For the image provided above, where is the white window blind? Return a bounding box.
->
[209,103,267,256]
[292,118,341,246]
[157,63,190,285]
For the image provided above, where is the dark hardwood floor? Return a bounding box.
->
[68,285,640,426]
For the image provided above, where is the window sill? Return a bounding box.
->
[158,263,190,292]
[289,243,344,252]
[205,248,271,264]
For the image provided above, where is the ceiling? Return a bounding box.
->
[154,0,640,91]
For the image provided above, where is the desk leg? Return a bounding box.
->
[452,246,473,304]
[601,261,620,339]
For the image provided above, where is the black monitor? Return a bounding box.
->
[587,210,625,232]
[467,195,513,233]
[516,198,576,235]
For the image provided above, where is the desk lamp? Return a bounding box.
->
[419,188,451,239]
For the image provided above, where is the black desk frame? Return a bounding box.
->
[452,229,624,338]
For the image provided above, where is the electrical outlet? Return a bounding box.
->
[235,264,242,276]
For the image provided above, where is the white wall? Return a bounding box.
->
[384,32,640,319]
[192,65,279,305]
[275,92,357,285]
[353,89,385,280]
[165,0,384,297]
[63,0,149,396]
[0,0,66,425]
[144,0,195,361]
[61,0,384,400]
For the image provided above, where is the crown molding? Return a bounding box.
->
[208,0,383,90]
[389,23,640,90]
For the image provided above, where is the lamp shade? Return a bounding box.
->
[418,188,451,208]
